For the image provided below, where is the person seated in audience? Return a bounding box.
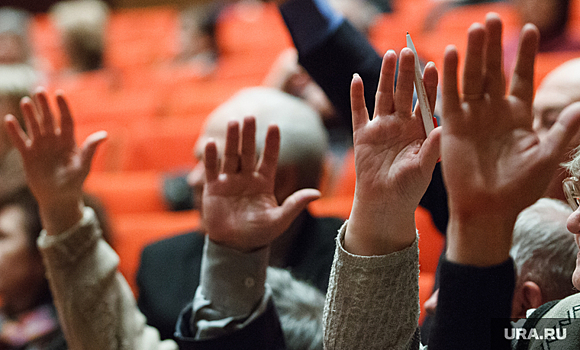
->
[0,64,38,200]
[324,13,580,350]
[534,58,580,202]
[138,86,342,340]
[0,188,67,349]
[0,7,31,65]
[49,0,109,73]
[424,197,579,319]
[0,185,114,350]
[4,88,330,349]
[174,2,223,76]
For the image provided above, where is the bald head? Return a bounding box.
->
[195,87,328,170]
[188,87,329,208]
[534,58,580,200]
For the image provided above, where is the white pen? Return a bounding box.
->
[406,32,434,137]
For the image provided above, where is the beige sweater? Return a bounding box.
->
[37,207,178,350]
[323,223,424,350]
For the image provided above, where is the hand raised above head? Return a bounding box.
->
[4,88,107,235]
[441,14,580,265]
[344,48,442,256]
[201,116,321,253]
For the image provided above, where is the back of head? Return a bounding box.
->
[510,198,578,300]
[200,87,329,189]
[50,0,110,72]
[267,267,324,350]
[0,7,31,64]
[0,63,37,125]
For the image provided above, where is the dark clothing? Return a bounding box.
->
[137,212,342,340]
[429,258,515,350]
[175,299,286,350]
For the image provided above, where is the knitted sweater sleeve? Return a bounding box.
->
[323,222,423,350]
[37,207,178,350]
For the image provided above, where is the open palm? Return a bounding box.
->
[201,117,320,252]
[5,89,106,210]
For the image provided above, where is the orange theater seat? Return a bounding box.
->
[119,116,205,172]
[216,2,293,56]
[84,171,167,215]
[113,210,200,295]
[308,196,353,220]
[416,205,444,274]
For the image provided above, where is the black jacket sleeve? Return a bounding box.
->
[175,300,286,350]
[428,258,515,350]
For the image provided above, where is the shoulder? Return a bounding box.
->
[140,230,205,263]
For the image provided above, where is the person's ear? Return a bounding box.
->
[511,281,543,318]
[521,281,544,310]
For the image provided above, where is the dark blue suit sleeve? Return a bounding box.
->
[175,299,286,350]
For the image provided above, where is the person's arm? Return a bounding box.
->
[279,0,381,126]
[174,238,285,350]
[324,48,441,349]
[430,14,580,350]
[177,117,320,347]
[279,0,450,235]
[5,90,177,350]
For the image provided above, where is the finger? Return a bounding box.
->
[462,23,485,97]
[418,126,442,169]
[275,188,322,229]
[20,97,41,141]
[222,121,240,174]
[414,61,438,126]
[80,130,108,175]
[240,117,256,173]
[351,74,369,132]
[394,48,416,117]
[483,13,506,98]
[34,88,56,135]
[257,124,280,180]
[56,91,75,144]
[204,140,219,182]
[4,115,29,153]
[543,102,580,158]
[442,45,462,121]
[509,24,539,112]
[374,50,397,117]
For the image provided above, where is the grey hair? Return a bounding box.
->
[510,198,578,300]
[0,7,30,38]
[202,87,329,188]
[267,267,324,350]
[565,145,580,177]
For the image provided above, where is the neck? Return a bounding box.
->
[269,210,307,267]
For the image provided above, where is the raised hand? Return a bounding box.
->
[344,48,441,256]
[441,14,580,266]
[201,116,321,252]
[4,89,107,235]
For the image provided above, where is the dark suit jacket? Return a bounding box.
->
[137,211,343,341]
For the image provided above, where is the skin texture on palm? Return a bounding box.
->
[440,13,580,266]
[201,116,321,252]
[4,89,107,236]
[343,48,441,256]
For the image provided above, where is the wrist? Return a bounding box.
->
[39,197,85,236]
[446,213,516,266]
[344,197,416,256]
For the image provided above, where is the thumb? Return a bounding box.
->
[545,102,580,156]
[276,188,322,228]
[418,126,442,169]
[80,131,108,172]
